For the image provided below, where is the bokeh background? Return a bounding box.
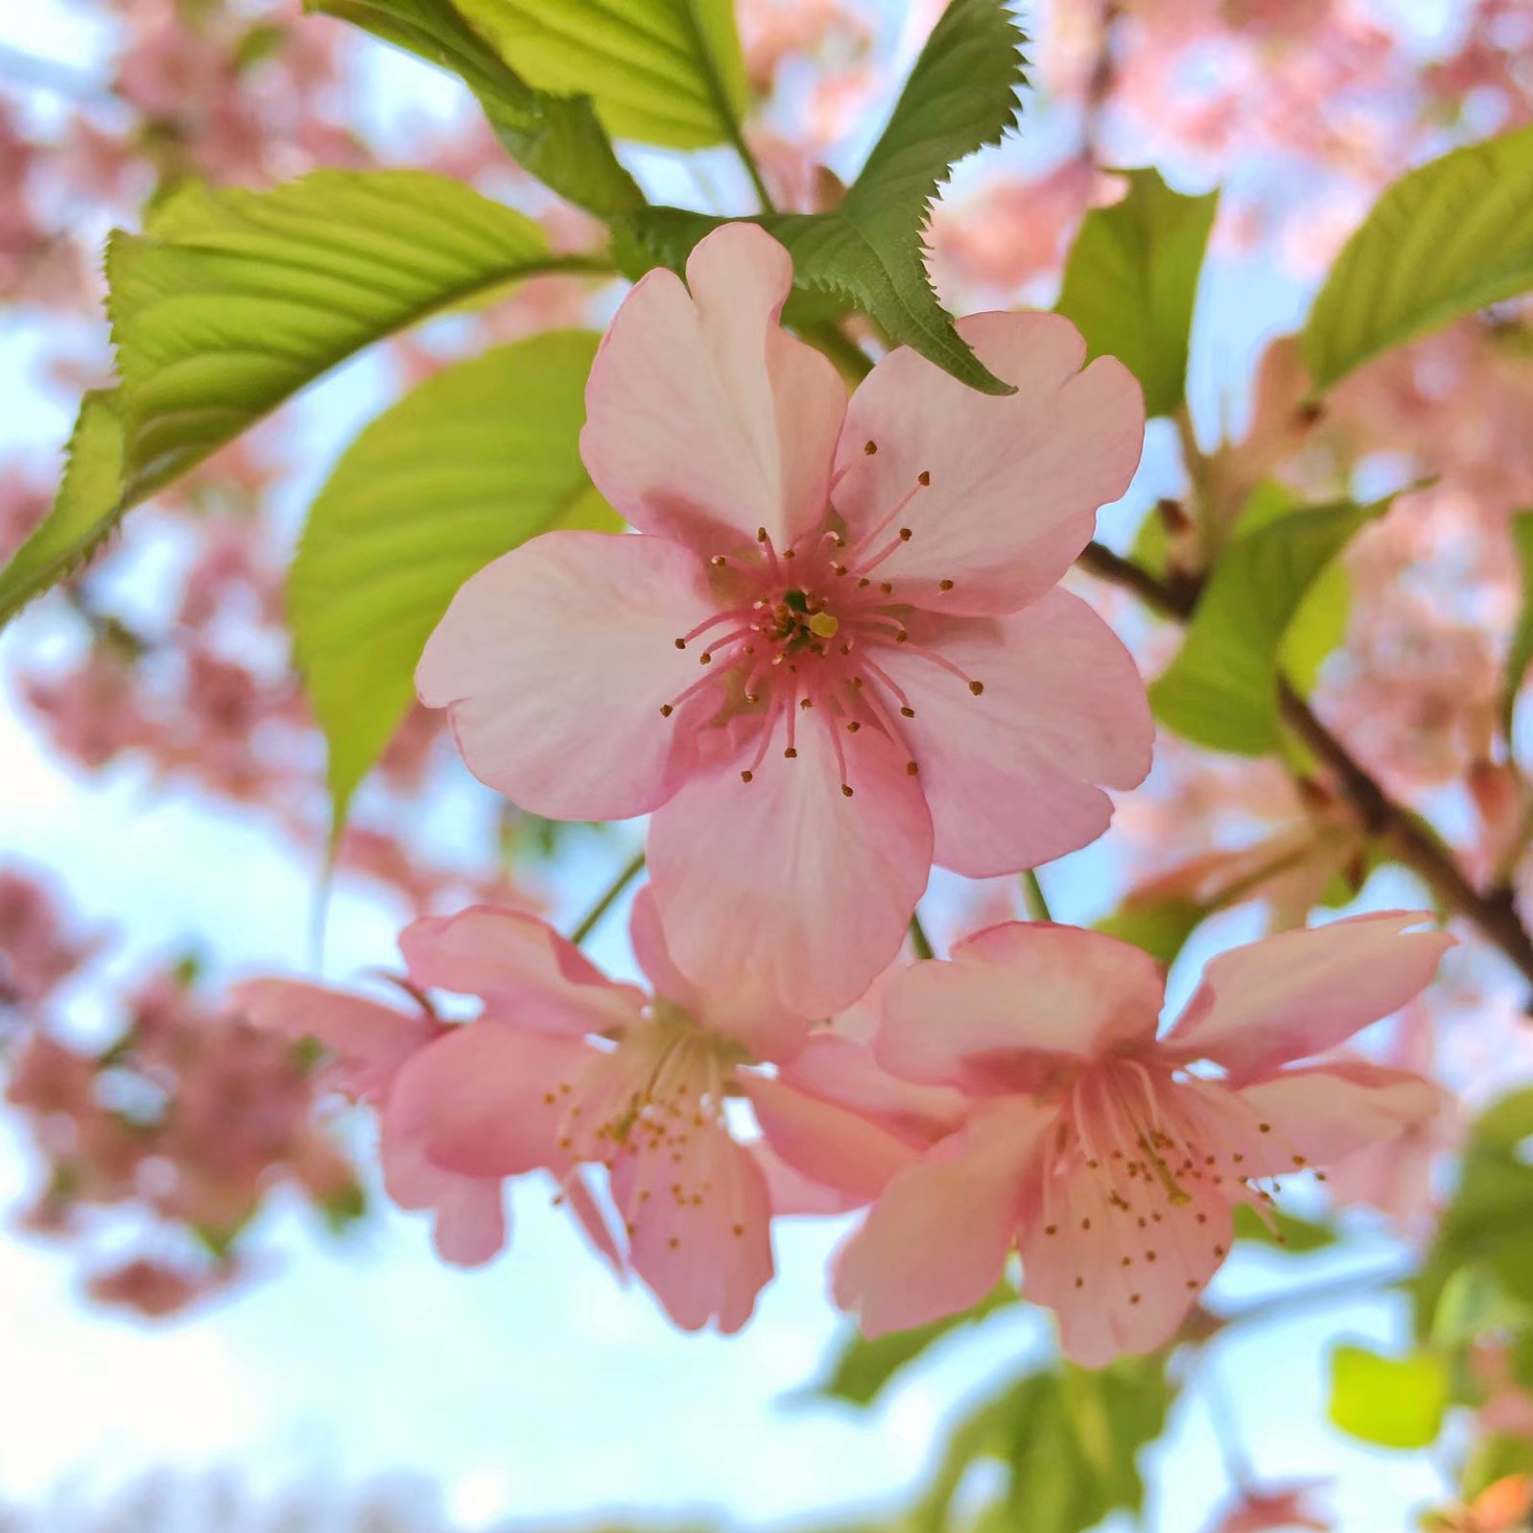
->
[5,1,1533,1528]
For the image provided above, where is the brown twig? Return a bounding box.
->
[1078,539,1533,989]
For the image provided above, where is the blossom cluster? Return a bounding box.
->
[235,225,1452,1360]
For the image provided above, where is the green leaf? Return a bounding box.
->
[1416,1088,1533,1335]
[1149,495,1392,754]
[0,392,125,625]
[1430,1267,1533,1349]
[920,1355,1175,1533]
[809,1286,1016,1408]
[620,0,1027,394]
[1232,1203,1337,1252]
[1463,1433,1533,1501]
[289,331,620,819]
[1230,481,1352,698]
[1304,122,1533,391]
[1055,168,1218,418]
[1502,510,1533,737]
[1094,896,1206,966]
[1329,1343,1449,1450]
[449,0,747,150]
[306,0,643,216]
[109,171,604,502]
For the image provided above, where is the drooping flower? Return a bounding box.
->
[230,970,614,1271]
[388,889,962,1332]
[833,912,1451,1365]
[417,223,1150,1015]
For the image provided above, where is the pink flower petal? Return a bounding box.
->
[627,883,705,1013]
[741,1070,923,1205]
[611,1118,774,1334]
[1019,1143,1234,1367]
[647,716,933,1017]
[878,590,1152,874]
[629,884,810,1061]
[229,978,434,1098]
[752,1142,865,1216]
[400,905,644,1037]
[776,1032,966,1145]
[832,1102,1046,1336]
[416,529,714,821]
[833,312,1143,615]
[878,923,1164,1093]
[582,223,846,558]
[1184,1061,1445,1178]
[561,1167,626,1278]
[387,1021,588,1179]
[376,1119,508,1268]
[426,1176,508,1268]
[1166,912,1455,1080]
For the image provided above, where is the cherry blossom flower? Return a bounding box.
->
[231,971,543,1269]
[833,912,1450,1364]
[418,223,1150,1014]
[1206,1479,1331,1533]
[377,890,959,1332]
[0,865,101,1012]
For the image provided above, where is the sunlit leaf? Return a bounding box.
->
[307,0,644,216]
[1416,1088,1533,1334]
[1232,1203,1338,1253]
[0,391,125,625]
[920,1355,1175,1533]
[1149,495,1392,754]
[1094,896,1206,967]
[1304,122,1533,390]
[451,0,747,149]
[1329,1343,1449,1450]
[620,0,1026,393]
[1055,167,1218,417]
[809,1286,1017,1408]
[109,171,603,500]
[290,331,620,821]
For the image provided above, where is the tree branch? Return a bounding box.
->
[1079,540,1533,988]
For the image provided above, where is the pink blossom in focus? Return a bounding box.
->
[383,889,960,1332]
[418,224,1151,1015]
[834,913,1449,1363]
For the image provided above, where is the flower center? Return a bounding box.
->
[554,1011,743,1170]
[659,460,985,796]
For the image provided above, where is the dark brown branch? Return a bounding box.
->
[1079,540,1533,989]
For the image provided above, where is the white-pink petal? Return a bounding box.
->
[611,1118,774,1334]
[833,1103,1045,1337]
[1166,912,1455,1080]
[416,529,713,822]
[832,312,1144,615]
[877,590,1152,875]
[582,223,846,558]
[386,1021,588,1179]
[1187,1061,1446,1179]
[646,716,934,1017]
[740,1071,924,1206]
[628,885,811,1063]
[878,923,1164,1093]
[400,905,645,1038]
[229,978,434,1099]
[1019,1143,1234,1367]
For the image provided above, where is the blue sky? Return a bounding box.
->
[0,2,1471,1526]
